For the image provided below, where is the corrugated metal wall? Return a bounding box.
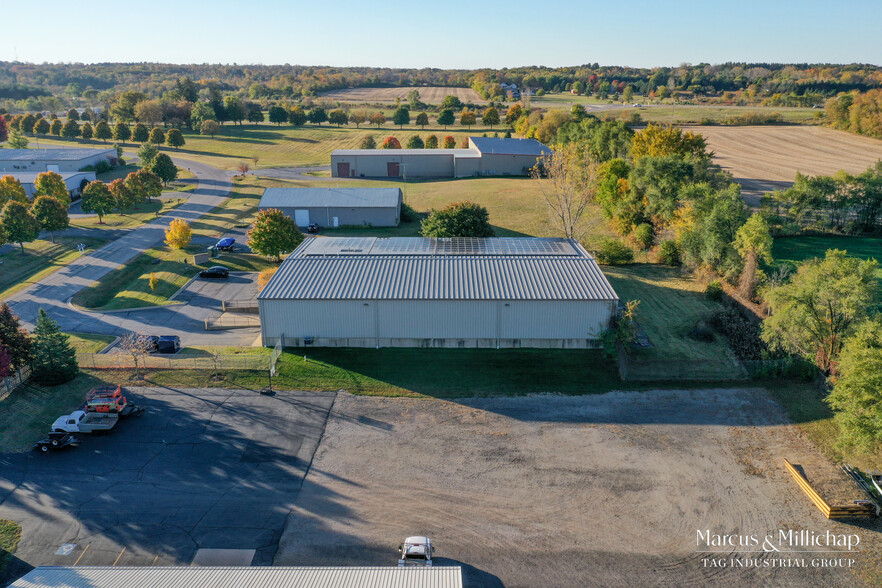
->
[267,206,398,227]
[260,299,613,347]
[332,153,456,178]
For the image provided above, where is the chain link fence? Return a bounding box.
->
[77,353,270,371]
[1,365,31,399]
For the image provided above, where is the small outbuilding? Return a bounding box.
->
[331,137,549,179]
[258,236,618,349]
[258,187,402,228]
[7,171,96,200]
[0,148,117,173]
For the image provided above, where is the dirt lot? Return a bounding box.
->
[277,389,880,588]
[320,86,483,104]
[686,126,882,202]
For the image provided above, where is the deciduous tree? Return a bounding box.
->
[369,111,386,127]
[1,200,41,253]
[288,106,307,126]
[34,171,71,206]
[94,120,112,142]
[308,107,328,125]
[0,175,29,208]
[631,123,709,160]
[762,250,879,373]
[381,136,401,149]
[190,101,216,129]
[164,218,192,249]
[247,208,303,262]
[392,107,410,129]
[328,109,348,126]
[246,106,264,123]
[109,178,137,212]
[482,107,500,128]
[31,309,78,385]
[148,127,165,145]
[442,135,456,148]
[349,110,367,128]
[505,103,523,125]
[30,196,69,241]
[166,128,185,150]
[420,201,495,237]
[112,122,131,143]
[360,135,376,149]
[80,122,93,140]
[827,316,882,450]
[132,122,149,143]
[33,118,50,136]
[733,213,773,299]
[459,108,477,128]
[20,114,36,134]
[137,143,159,168]
[415,112,429,128]
[200,119,220,137]
[437,109,454,129]
[268,105,288,125]
[0,116,7,143]
[530,143,598,239]
[425,135,438,149]
[149,153,178,184]
[405,135,424,149]
[125,169,162,203]
[61,119,80,139]
[80,181,115,223]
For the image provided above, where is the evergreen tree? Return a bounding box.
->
[31,309,79,385]
[0,303,34,370]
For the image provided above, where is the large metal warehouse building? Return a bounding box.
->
[9,171,96,200]
[0,148,117,173]
[258,236,618,348]
[331,137,550,179]
[258,187,402,228]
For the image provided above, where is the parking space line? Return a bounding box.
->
[73,544,89,566]
[112,547,126,566]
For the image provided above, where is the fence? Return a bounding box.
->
[783,459,876,519]
[617,349,816,382]
[1,365,31,399]
[77,353,270,371]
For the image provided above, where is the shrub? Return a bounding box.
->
[95,160,111,174]
[595,238,634,265]
[705,280,724,301]
[708,306,766,360]
[631,223,653,250]
[656,240,680,265]
[400,202,419,223]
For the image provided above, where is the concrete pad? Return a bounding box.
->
[191,548,256,567]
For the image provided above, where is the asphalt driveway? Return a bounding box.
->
[0,387,335,578]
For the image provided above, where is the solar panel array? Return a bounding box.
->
[302,237,579,257]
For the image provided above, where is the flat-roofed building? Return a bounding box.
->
[258,187,402,228]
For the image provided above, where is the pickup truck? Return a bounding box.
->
[52,411,118,434]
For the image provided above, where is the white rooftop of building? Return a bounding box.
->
[9,566,463,588]
[0,148,115,161]
[259,237,619,302]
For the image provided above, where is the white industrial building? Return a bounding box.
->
[10,566,463,588]
[6,171,96,200]
[258,237,618,349]
[0,148,117,173]
[258,187,402,228]
[331,137,550,179]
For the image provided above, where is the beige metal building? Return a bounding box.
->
[331,137,549,179]
[258,187,402,228]
[0,148,117,173]
[258,237,618,349]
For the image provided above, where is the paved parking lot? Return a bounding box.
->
[0,387,335,575]
[172,272,259,308]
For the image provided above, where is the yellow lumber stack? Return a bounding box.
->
[783,459,875,519]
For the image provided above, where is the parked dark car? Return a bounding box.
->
[216,237,236,252]
[307,223,320,234]
[157,335,181,354]
[199,266,229,279]
[141,335,160,352]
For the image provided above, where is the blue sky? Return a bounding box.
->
[2,0,879,68]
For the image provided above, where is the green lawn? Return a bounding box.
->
[772,234,882,307]
[71,247,275,311]
[0,518,22,581]
[603,264,734,361]
[71,196,186,230]
[0,237,108,300]
[65,332,115,353]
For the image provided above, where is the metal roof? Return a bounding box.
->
[468,137,551,156]
[259,187,401,209]
[1,171,95,183]
[0,148,116,161]
[259,237,618,301]
[332,148,476,157]
[10,566,463,588]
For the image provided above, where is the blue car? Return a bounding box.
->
[216,237,236,252]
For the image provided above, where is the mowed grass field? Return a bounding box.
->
[604,264,734,361]
[0,237,108,301]
[772,234,882,307]
[319,86,483,103]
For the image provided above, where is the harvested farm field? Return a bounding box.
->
[685,126,882,202]
[277,389,881,588]
[319,86,483,103]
